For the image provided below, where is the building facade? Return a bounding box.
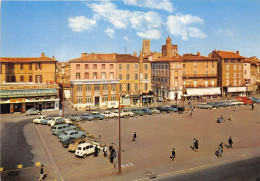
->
[0,53,59,114]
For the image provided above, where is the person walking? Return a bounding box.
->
[234,105,237,112]
[171,148,176,162]
[103,145,107,157]
[94,145,99,157]
[252,104,254,110]
[132,132,137,141]
[228,137,233,148]
[194,139,199,152]
[193,138,196,150]
[218,142,224,158]
[39,165,44,181]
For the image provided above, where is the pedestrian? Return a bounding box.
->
[94,145,99,157]
[189,110,193,117]
[110,154,114,164]
[218,142,224,158]
[188,100,191,105]
[171,148,176,162]
[193,138,196,150]
[39,165,44,181]
[234,105,237,112]
[252,104,254,110]
[132,132,137,141]
[193,106,196,112]
[103,145,107,157]
[228,137,233,148]
[194,139,199,152]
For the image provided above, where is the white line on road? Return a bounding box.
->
[34,124,64,181]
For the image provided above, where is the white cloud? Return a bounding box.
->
[105,27,115,38]
[136,29,161,39]
[216,29,233,37]
[124,36,130,41]
[68,16,97,32]
[124,0,173,13]
[166,14,206,40]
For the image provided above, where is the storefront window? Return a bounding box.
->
[46,101,55,109]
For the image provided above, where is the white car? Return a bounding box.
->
[75,142,100,158]
[33,115,48,124]
[47,117,62,126]
[49,118,72,127]
[120,109,135,118]
[101,111,115,118]
[226,100,244,106]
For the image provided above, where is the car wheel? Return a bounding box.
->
[81,135,86,139]
[207,107,210,109]
[83,154,87,158]
[38,112,41,115]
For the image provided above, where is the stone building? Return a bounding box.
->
[161,36,178,57]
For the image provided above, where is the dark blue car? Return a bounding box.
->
[141,108,152,115]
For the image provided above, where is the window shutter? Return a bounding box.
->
[35,75,38,83]
[35,64,37,70]
[40,75,43,83]
[40,63,42,70]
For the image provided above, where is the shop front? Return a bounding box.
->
[183,87,221,99]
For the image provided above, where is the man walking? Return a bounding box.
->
[94,145,99,157]
[218,142,224,158]
[252,104,254,110]
[39,165,44,181]
[103,145,107,157]
[193,138,196,150]
[228,137,233,148]
[132,132,137,141]
[171,148,176,162]
[194,139,199,152]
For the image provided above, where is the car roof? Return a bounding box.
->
[91,111,99,113]
[53,124,69,127]
[78,142,92,147]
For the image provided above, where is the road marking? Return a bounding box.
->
[35,162,41,166]
[128,162,134,167]
[17,164,23,169]
[34,124,64,181]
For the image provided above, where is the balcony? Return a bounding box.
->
[182,74,217,79]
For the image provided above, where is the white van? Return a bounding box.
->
[106,101,119,109]
[75,143,96,158]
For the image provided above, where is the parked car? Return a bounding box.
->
[89,112,105,120]
[226,100,244,106]
[81,113,95,121]
[106,101,119,109]
[59,130,87,142]
[101,111,115,118]
[47,117,63,126]
[62,137,76,148]
[69,114,82,122]
[157,97,163,102]
[140,108,152,115]
[156,106,170,113]
[86,105,100,111]
[148,107,160,114]
[164,106,178,112]
[131,109,144,116]
[33,115,48,124]
[26,109,41,116]
[197,103,213,109]
[121,109,135,117]
[75,142,100,158]
[208,102,221,109]
[218,101,232,107]
[40,117,53,125]
[250,97,260,104]
[51,124,77,135]
[68,138,87,152]
[171,105,185,113]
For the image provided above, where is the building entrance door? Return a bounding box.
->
[95,97,100,106]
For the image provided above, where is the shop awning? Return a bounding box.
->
[185,87,221,96]
[227,87,246,92]
[0,89,57,98]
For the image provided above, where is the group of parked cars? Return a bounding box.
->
[197,100,245,109]
[33,116,101,159]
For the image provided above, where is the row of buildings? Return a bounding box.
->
[1,37,260,113]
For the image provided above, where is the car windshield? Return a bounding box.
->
[77,147,82,150]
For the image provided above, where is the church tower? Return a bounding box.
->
[142,39,151,56]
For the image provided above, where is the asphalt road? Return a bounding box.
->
[159,156,260,181]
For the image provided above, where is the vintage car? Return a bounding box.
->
[51,124,77,135]
[121,109,135,117]
[69,114,82,122]
[26,109,41,116]
[130,109,144,116]
[140,108,152,115]
[75,142,100,158]
[197,103,213,109]
[148,107,160,114]
[62,137,76,148]
[101,111,116,118]
[80,113,95,121]
[68,138,86,152]
[40,117,53,125]
[89,112,105,120]
[59,130,87,142]
[33,115,48,124]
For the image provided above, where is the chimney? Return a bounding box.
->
[236,51,239,55]
[81,53,87,57]
[197,52,200,56]
[52,56,55,59]
[113,53,116,59]
[209,53,212,58]
[133,51,137,57]
[41,53,45,57]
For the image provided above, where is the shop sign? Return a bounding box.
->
[140,79,151,83]
[0,89,57,98]
[119,80,139,84]
[10,98,26,103]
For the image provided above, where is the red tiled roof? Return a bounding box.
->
[0,57,57,63]
[182,54,217,61]
[153,56,182,62]
[214,50,244,59]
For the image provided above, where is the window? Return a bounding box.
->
[20,76,24,82]
[226,80,230,85]
[226,65,229,71]
[126,64,130,70]
[93,64,97,69]
[126,74,130,80]
[205,70,208,76]
[20,64,23,70]
[111,84,116,90]
[110,72,114,79]
[234,73,237,78]
[119,64,122,70]
[233,65,237,70]
[194,61,197,67]
[29,75,33,82]
[76,64,80,70]
[234,79,237,85]
[119,84,122,91]
[183,70,186,76]
[245,70,247,75]
[77,97,83,103]
[226,73,229,79]
[183,64,186,68]
[111,95,117,101]
[212,70,215,75]
[145,73,148,79]
[76,73,80,79]
[77,85,83,92]
[144,64,148,70]
[110,64,114,69]
[194,80,197,87]
[103,84,108,90]
[127,83,131,91]
[29,63,32,70]
[102,64,105,69]
[135,64,138,70]
[84,73,89,79]
[194,70,197,76]
[239,65,242,70]
[103,96,108,102]
[145,83,148,91]
[135,83,138,90]
[85,64,89,69]
[119,74,122,80]
[174,71,178,78]
[35,63,42,70]
[102,72,106,79]
[93,72,97,79]
[86,85,91,91]
[135,74,138,80]
[94,85,100,91]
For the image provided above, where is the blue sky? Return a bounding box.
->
[1,0,260,61]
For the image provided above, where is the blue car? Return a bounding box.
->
[250,97,260,104]
[141,108,152,115]
[40,117,53,125]
[81,113,95,121]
